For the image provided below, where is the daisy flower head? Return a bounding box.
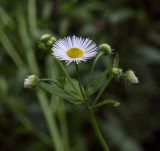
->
[52,36,97,65]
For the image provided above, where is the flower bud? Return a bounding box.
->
[125,70,139,83]
[47,36,56,47]
[38,43,47,50]
[24,75,39,88]
[99,44,112,55]
[40,34,51,42]
[50,36,56,43]
[39,34,56,50]
[111,68,123,77]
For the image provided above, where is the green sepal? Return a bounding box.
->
[113,53,119,68]
[91,99,120,108]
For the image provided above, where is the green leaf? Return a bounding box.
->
[91,99,120,108]
[63,78,84,101]
[113,53,119,68]
[39,82,84,104]
[86,70,108,96]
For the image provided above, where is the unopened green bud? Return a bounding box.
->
[38,43,47,50]
[125,70,139,83]
[24,75,39,88]
[40,34,56,50]
[99,44,112,55]
[111,68,123,77]
[40,34,51,42]
[47,40,54,47]
[47,37,56,47]
[50,36,56,43]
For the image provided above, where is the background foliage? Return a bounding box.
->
[0,0,160,151]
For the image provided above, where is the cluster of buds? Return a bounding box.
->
[111,68,139,84]
[99,43,139,84]
[39,34,56,50]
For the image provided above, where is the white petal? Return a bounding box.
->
[52,36,97,64]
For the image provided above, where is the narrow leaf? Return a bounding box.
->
[91,99,120,108]
[64,78,84,100]
[39,82,84,104]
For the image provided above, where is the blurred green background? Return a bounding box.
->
[0,0,160,151]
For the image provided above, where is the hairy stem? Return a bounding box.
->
[75,63,87,102]
[75,63,110,151]
[56,60,80,95]
[93,76,113,105]
[87,106,110,151]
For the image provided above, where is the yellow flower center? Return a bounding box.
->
[67,48,84,58]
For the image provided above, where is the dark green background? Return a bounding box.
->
[0,0,160,151]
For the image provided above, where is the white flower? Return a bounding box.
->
[24,75,39,88]
[52,36,97,64]
[125,70,139,84]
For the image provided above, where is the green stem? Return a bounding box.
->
[88,106,110,151]
[48,56,70,151]
[74,64,110,151]
[17,6,63,148]
[89,52,104,76]
[0,28,25,69]
[58,100,70,151]
[37,89,64,151]
[28,0,38,37]
[93,76,113,105]
[56,60,80,94]
[50,96,60,113]
[16,6,39,74]
[75,63,87,102]
[0,6,14,25]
